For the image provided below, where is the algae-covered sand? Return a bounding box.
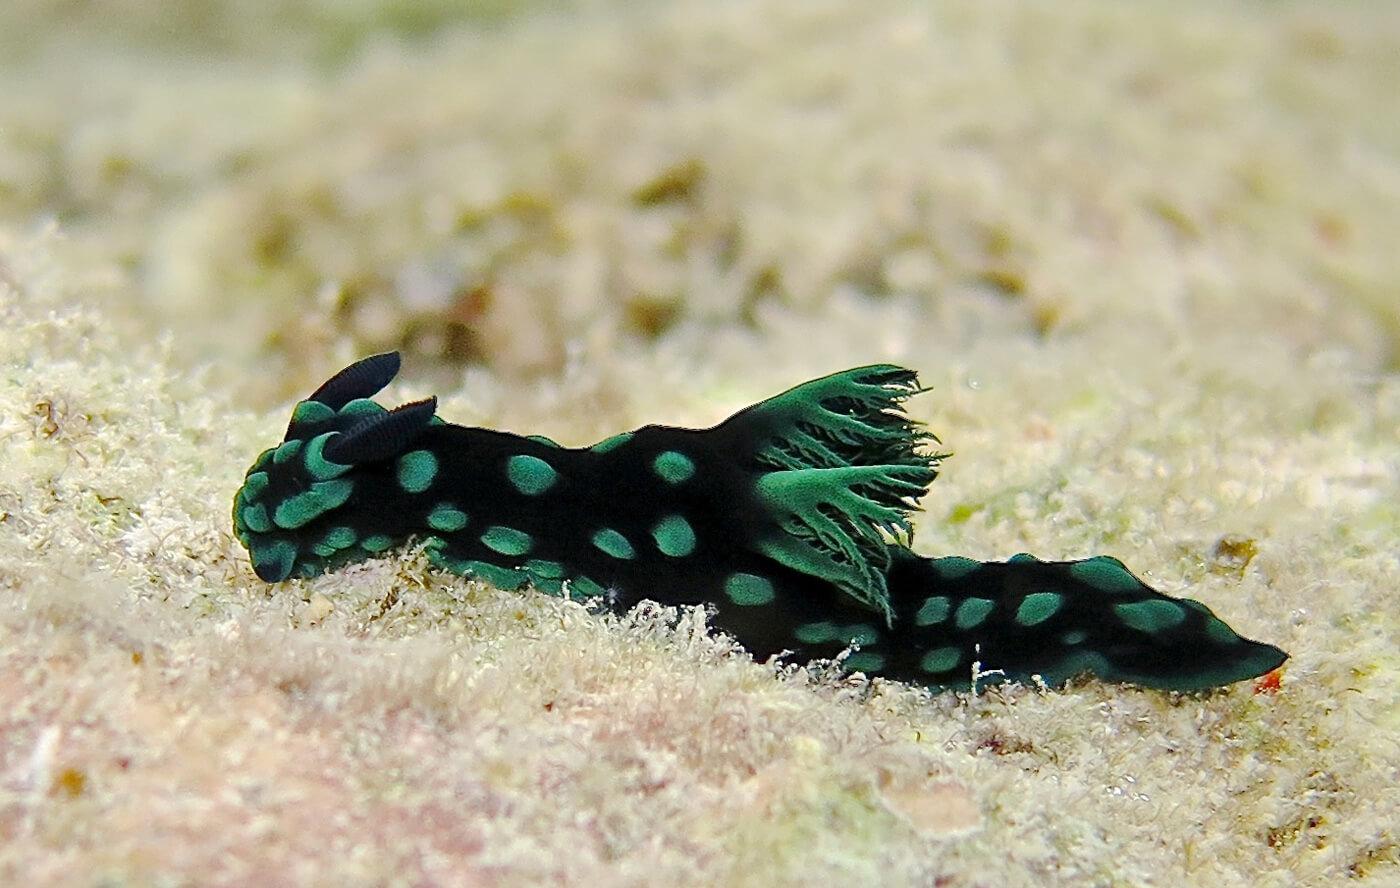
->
[2,1,1398,885]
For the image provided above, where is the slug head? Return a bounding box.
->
[232,352,438,582]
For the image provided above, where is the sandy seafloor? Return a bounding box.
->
[1,1,1398,885]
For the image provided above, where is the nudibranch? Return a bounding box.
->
[233,353,1286,692]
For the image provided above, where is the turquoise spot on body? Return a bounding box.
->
[304,432,351,481]
[273,478,355,530]
[1069,556,1141,593]
[460,560,526,589]
[652,450,695,485]
[651,515,697,557]
[251,540,297,582]
[338,398,386,418]
[1015,592,1063,626]
[1061,629,1089,645]
[591,528,635,560]
[240,471,270,501]
[250,447,276,472]
[795,621,838,644]
[507,454,558,495]
[1203,615,1241,646]
[845,624,880,646]
[291,400,335,424]
[360,535,394,553]
[724,572,775,606]
[793,620,874,644]
[931,556,980,580]
[273,439,303,465]
[526,435,560,448]
[427,504,468,532]
[954,597,995,630]
[567,576,607,599]
[396,450,438,494]
[1115,599,1187,633]
[482,525,533,556]
[915,596,951,626]
[321,526,356,550]
[525,559,565,579]
[844,652,885,673]
[241,503,272,533]
[590,431,633,454]
[920,646,961,673]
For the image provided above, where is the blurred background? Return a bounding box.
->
[0,0,1396,405]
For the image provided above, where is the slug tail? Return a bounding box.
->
[883,549,1288,691]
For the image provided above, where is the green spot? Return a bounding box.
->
[1061,629,1089,645]
[590,431,633,454]
[844,652,885,673]
[529,575,566,596]
[591,528,635,560]
[251,540,297,582]
[461,560,525,589]
[321,527,356,550]
[1069,556,1141,593]
[1008,552,1039,564]
[525,559,565,579]
[310,478,354,510]
[845,624,880,646]
[652,450,695,484]
[311,542,338,557]
[427,504,468,532]
[1204,615,1241,646]
[360,535,394,553]
[795,621,838,644]
[482,526,532,556]
[567,576,607,599]
[291,400,335,424]
[272,438,303,464]
[241,503,272,533]
[424,541,527,589]
[304,432,350,481]
[724,573,775,606]
[920,646,962,674]
[931,556,981,580]
[396,450,438,494]
[240,471,270,501]
[273,494,323,530]
[651,515,697,557]
[1114,600,1187,634]
[1015,592,1063,626]
[954,597,995,630]
[251,447,276,471]
[271,479,355,529]
[507,454,558,496]
[526,434,561,448]
[914,596,951,626]
[1040,651,1114,686]
[338,398,386,417]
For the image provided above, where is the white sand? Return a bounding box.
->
[1,1,1397,884]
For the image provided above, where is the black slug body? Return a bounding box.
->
[234,353,1287,692]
